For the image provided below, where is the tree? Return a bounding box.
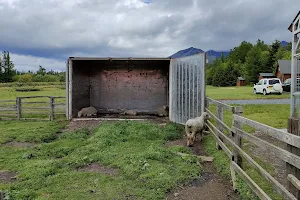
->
[245,46,263,83]
[228,41,253,63]
[0,55,3,82]
[2,51,16,82]
[266,40,281,72]
[37,65,46,76]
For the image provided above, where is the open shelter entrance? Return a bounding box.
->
[66,54,206,124]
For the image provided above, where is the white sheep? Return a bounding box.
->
[77,106,98,118]
[185,112,210,147]
[156,105,169,117]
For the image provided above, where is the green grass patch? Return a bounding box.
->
[0,86,65,100]
[15,87,42,92]
[0,121,66,144]
[206,85,290,100]
[0,121,201,200]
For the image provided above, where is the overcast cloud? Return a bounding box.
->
[0,0,299,71]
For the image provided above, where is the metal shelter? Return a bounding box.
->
[289,11,300,117]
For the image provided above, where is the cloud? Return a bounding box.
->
[6,52,66,72]
[0,0,299,71]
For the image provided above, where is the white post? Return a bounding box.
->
[68,59,73,120]
[169,59,173,122]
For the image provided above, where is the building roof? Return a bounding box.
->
[288,10,300,32]
[277,60,291,74]
[237,77,245,81]
[259,73,275,77]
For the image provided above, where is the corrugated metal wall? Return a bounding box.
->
[169,53,205,124]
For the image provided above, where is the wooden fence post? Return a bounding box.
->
[50,97,54,121]
[0,191,4,200]
[286,117,300,198]
[16,97,22,120]
[216,104,224,150]
[232,106,243,168]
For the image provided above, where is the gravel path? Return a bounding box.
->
[218,98,289,105]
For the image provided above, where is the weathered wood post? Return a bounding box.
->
[16,97,22,120]
[50,97,54,121]
[232,106,243,168]
[0,191,4,200]
[216,104,224,150]
[286,117,300,198]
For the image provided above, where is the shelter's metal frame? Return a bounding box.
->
[290,11,300,117]
[169,53,206,124]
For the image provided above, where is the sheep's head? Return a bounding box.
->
[77,110,83,118]
[186,132,196,147]
[163,105,169,111]
[202,112,210,121]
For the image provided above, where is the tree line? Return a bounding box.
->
[0,51,65,83]
[206,40,292,86]
[14,66,65,82]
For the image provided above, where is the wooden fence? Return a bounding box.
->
[206,97,300,200]
[0,96,66,121]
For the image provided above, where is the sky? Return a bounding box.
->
[0,0,299,72]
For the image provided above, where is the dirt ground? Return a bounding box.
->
[165,136,240,200]
[0,171,18,184]
[77,163,119,176]
[3,141,35,148]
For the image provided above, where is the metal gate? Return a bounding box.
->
[169,53,206,124]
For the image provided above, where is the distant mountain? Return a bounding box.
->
[280,41,289,47]
[169,47,229,63]
[169,47,204,59]
[206,50,230,63]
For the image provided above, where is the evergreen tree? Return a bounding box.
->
[2,51,15,82]
[266,40,281,72]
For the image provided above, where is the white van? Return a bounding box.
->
[253,78,283,95]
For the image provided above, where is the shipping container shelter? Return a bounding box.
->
[66,53,206,124]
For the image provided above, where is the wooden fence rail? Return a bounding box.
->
[0,96,66,121]
[206,97,299,200]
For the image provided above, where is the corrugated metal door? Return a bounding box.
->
[169,53,206,124]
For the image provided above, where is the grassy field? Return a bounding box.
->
[0,86,65,100]
[0,82,290,199]
[206,85,290,100]
[0,121,202,199]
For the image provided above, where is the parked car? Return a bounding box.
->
[282,78,291,92]
[253,78,283,95]
[282,78,300,92]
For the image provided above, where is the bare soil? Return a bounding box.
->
[77,163,118,176]
[63,120,101,132]
[0,171,18,183]
[3,141,35,148]
[243,131,286,186]
[64,115,169,132]
[166,135,240,200]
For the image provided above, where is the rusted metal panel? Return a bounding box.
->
[90,64,168,111]
[71,62,90,117]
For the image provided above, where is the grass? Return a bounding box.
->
[204,103,289,200]
[0,86,65,100]
[206,85,290,100]
[0,121,202,200]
